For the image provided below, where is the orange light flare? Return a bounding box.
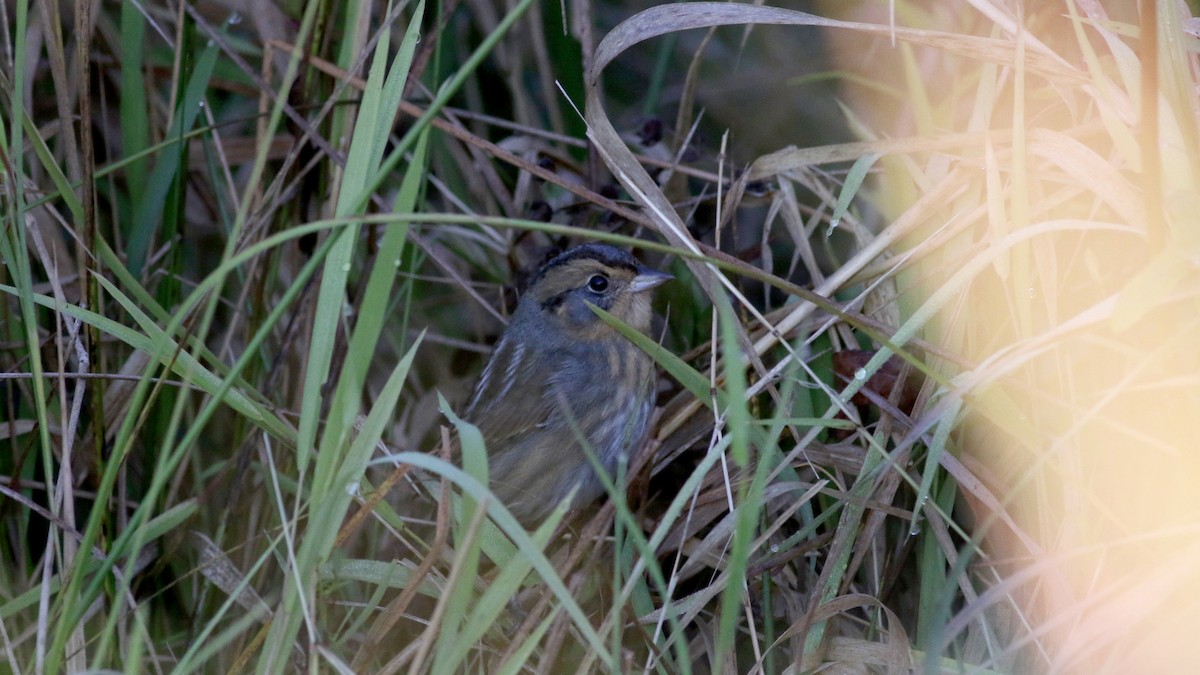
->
[818,0,1200,669]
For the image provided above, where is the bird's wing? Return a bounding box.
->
[470,377,557,449]
[464,333,559,450]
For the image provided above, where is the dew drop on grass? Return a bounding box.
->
[770,544,779,553]
[909,525,921,536]
[854,368,867,381]
[826,218,840,237]
[228,12,242,25]
[342,263,351,272]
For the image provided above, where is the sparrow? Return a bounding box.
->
[462,243,672,523]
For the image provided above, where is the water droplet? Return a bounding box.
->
[341,263,351,272]
[393,258,401,268]
[198,100,206,108]
[826,218,840,237]
[854,368,867,381]
[909,525,921,536]
[770,544,779,553]
[228,12,242,25]
[1027,286,1036,299]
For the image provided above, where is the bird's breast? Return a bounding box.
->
[548,343,654,460]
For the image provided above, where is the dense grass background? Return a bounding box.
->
[2,0,1198,672]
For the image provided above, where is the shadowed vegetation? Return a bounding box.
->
[2,0,1198,672]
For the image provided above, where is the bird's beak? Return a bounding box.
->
[628,268,673,293]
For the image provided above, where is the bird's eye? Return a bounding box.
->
[587,274,609,293]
